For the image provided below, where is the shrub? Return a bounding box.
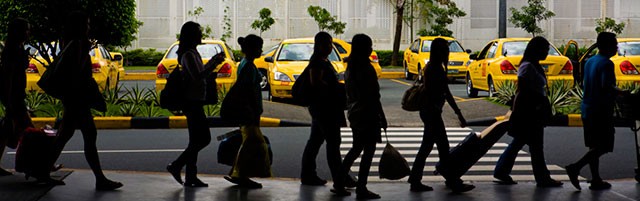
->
[375,50,404,67]
[556,44,589,61]
[232,50,244,61]
[122,48,165,66]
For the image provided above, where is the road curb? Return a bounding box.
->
[121,72,155,81]
[467,114,633,127]
[31,116,310,129]
[121,72,405,81]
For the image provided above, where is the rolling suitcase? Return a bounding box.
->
[15,127,56,175]
[436,119,510,179]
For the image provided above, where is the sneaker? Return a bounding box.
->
[589,180,611,190]
[536,179,563,188]
[96,179,123,191]
[410,183,433,192]
[493,175,517,185]
[447,183,475,193]
[565,165,581,190]
[330,188,351,196]
[356,189,381,200]
[301,176,327,186]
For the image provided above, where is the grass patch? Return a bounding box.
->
[124,66,156,71]
[382,65,403,69]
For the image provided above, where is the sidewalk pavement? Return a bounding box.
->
[30,170,640,201]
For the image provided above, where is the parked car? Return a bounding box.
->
[466,38,573,97]
[403,36,471,80]
[565,38,640,87]
[155,40,237,92]
[110,52,125,77]
[332,38,382,78]
[264,38,346,101]
[26,43,121,92]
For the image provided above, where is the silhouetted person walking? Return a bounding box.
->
[408,38,474,193]
[341,34,385,199]
[166,21,224,188]
[494,36,563,188]
[0,18,33,177]
[223,34,272,188]
[48,11,121,190]
[300,31,350,196]
[566,32,627,191]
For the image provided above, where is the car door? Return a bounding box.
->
[578,43,599,87]
[98,46,117,89]
[563,40,581,86]
[470,42,494,89]
[482,42,499,85]
[408,39,420,72]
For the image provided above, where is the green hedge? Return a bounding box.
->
[556,44,590,61]
[375,50,404,67]
[122,49,165,66]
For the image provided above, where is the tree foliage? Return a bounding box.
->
[307,5,347,35]
[416,0,466,37]
[509,0,555,37]
[0,0,142,63]
[189,6,213,39]
[595,17,625,34]
[251,8,276,36]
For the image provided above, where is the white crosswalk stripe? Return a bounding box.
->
[340,127,575,182]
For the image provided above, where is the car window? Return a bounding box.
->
[333,42,348,54]
[619,42,640,56]
[224,43,235,62]
[448,40,465,52]
[487,43,498,58]
[421,40,432,52]
[477,42,493,60]
[502,41,561,56]
[410,40,420,52]
[89,49,96,57]
[262,45,278,56]
[100,47,112,60]
[276,43,340,62]
[166,43,226,59]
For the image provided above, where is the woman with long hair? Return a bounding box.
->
[166,21,224,187]
[408,38,474,193]
[223,34,272,188]
[494,36,563,188]
[341,33,386,199]
[48,11,121,189]
[0,18,33,177]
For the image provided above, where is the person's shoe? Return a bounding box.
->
[330,188,351,196]
[35,176,66,186]
[447,183,475,193]
[536,179,563,188]
[356,189,381,200]
[493,175,517,185]
[301,176,327,186]
[589,180,612,190]
[238,178,263,189]
[224,175,240,185]
[96,179,123,190]
[184,178,208,188]
[410,183,433,192]
[565,165,581,190]
[51,164,64,172]
[345,176,357,188]
[166,163,183,185]
[0,168,12,176]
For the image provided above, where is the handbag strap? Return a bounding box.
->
[383,128,389,143]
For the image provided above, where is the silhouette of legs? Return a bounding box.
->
[301,118,327,185]
[171,103,211,187]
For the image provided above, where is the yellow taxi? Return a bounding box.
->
[566,39,640,87]
[155,40,236,92]
[110,52,125,77]
[403,36,471,80]
[332,38,382,77]
[255,44,278,90]
[26,44,121,92]
[466,38,573,97]
[264,38,346,100]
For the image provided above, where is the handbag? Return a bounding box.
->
[160,68,186,110]
[216,129,273,166]
[203,72,218,105]
[292,66,311,106]
[37,42,73,99]
[401,76,427,111]
[378,129,410,180]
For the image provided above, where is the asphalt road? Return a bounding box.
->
[1,126,637,181]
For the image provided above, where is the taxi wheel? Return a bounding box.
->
[259,69,269,91]
[416,65,423,81]
[488,77,496,97]
[466,74,478,98]
[404,61,414,80]
[268,89,280,102]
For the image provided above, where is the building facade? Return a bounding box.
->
[134,0,640,52]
